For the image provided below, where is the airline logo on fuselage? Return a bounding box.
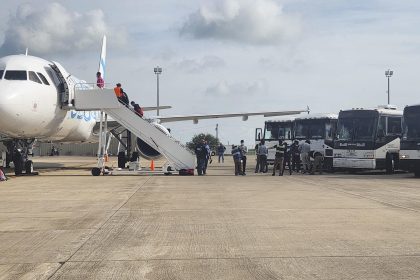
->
[70,111,96,122]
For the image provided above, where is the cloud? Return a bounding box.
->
[176,55,226,73]
[180,0,300,45]
[0,3,126,56]
[205,79,268,96]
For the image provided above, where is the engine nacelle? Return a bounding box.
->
[136,122,170,160]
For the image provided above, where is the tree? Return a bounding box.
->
[186,133,219,152]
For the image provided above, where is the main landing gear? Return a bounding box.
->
[6,139,37,176]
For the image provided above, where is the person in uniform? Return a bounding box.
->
[272,140,286,176]
[194,139,207,175]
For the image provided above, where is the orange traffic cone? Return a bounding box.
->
[150,160,155,171]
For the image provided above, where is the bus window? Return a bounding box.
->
[377,116,386,138]
[387,117,402,135]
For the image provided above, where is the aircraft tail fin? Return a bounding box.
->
[98,35,107,79]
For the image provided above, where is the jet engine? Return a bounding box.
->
[136,122,170,160]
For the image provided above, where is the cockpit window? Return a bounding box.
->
[37,72,50,85]
[4,70,27,80]
[0,70,4,79]
[29,71,42,84]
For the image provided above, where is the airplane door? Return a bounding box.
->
[50,62,73,108]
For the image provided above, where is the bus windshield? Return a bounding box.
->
[337,116,376,141]
[264,122,292,140]
[294,120,325,140]
[403,108,420,140]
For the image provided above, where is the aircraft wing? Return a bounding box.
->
[142,106,171,111]
[155,109,308,124]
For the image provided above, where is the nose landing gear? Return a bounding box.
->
[6,139,37,176]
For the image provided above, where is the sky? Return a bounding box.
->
[1,0,420,146]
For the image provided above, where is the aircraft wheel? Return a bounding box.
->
[118,152,126,169]
[13,152,23,175]
[91,167,101,176]
[25,160,33,174]
[385,154,395,174]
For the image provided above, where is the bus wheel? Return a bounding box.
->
[385,154,395,174]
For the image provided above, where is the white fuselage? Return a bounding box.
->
[0,55,96,142]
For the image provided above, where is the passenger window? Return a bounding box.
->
[37,72,50,85]
[0,70,4,79]
[4,70,27,80]
[387,117,402,135]
[29,71,42,84]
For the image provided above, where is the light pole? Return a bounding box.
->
[385,69,393,105]
[154,66,162,116]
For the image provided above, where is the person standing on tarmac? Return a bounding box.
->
[203,141,211,174]
[217,143,226,163]
[254,141,261,173]
[239,140,248,175]
[301,140,311,173]
[195,139,207,175]
[258,140,268,173]
[282,142,292,175]
[272,140,286,176]
[290,140,301,173]
[231,145,243,175]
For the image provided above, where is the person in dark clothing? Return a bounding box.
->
[290,140,301,173]
[195,139,207,175]
[272,140,286,176]
[239,140,248,175]
[217,143,226,163]
[130,101,144,117]
[254,142,260,173]
[231,145,243,175]
[282,142,292,175]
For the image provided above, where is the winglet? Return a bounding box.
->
[306,105,310,114]
[98,35,107,79]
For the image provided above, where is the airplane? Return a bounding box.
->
[0,36,308,175]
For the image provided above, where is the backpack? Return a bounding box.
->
[0,169,7,181]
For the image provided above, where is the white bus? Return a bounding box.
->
[333,106,402,173]
[293,114,338,170]
[400,104,420,177]
[255,117,294,164]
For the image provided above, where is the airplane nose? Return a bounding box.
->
[0,82,25,136]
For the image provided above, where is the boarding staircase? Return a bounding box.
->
[73,88,195,173]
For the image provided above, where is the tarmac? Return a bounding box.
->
[0,156,420,279]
